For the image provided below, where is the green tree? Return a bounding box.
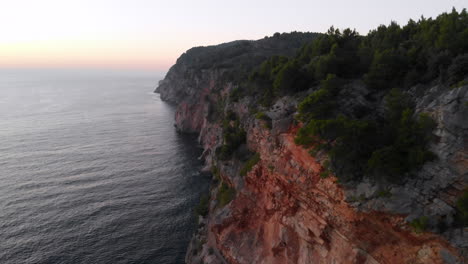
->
[447,54,468,85]
[365,49,408,90]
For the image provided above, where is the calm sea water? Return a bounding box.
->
[0,69,209,264]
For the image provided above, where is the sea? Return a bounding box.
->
[0,68,210,264]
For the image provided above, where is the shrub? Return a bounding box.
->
[208,247,214,255]
[424,50,452,82]
[211,166,221,183]
[326,118,377,181]
[384,88,412,124]
[294,125,318,147]
[367,146,406,181]
[296,74,343,123]
[193,238,203,255]
[319,170,330,178]
[453,80,468,88]
[296,88,335,122]
[229,88,242,102]
[375,189,392,198]
[207,97,225,122]
[365,49,408,90]
[240,153,261,176]
[320,161,333,178]
[295,88,436,182]
[268,165,275,172]
[195,194,209,217]
[410,216,429,233]
[225,110,237,121]
[320,74,343,94]
[314,52,339,80]
[273,60,309,95]
[295,116,377,181]
[217,182,236,207]
[216,113,246,160]
[455,189,468,226]
[216,145,231,161]
[255,112,272,129]
[255,111,268,120]
[448,54,468,85]
[367,110,436,182]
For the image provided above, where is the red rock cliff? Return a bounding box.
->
[207,124,462,264]
[167,83,467,264]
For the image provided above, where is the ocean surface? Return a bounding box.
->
[0,69,210,264]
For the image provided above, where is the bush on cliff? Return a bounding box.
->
[367,110,436,182]
[195,194,209,217]
[229,88,242,103]
[255,112,272,129]
[216,113,246,160]
[448,54,468,86]
[273,60,310,95]
[410,216,429,233]
[364,48,409,90]
[211,166,221,183]
[240,153,261,177]
[455,189,468,227]
[216,182,236,207]
[295,88,436,183]
[295,74,343,123]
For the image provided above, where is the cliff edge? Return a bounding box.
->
[157,22,467,264]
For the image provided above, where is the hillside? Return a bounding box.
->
[156,9,467,264]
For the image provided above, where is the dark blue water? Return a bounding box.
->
[0,69,209,264]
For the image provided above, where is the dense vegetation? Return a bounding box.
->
[236,8,468,182]
[294,87,437,182]
[242,8,468,105]
[215,111,246,160]
[176,32,319,85]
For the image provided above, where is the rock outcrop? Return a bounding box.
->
[156,35,467,264]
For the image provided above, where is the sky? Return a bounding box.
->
[0,0,465,72]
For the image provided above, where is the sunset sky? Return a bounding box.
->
[0,0,465,72]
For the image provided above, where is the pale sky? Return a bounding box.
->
[0,0,465,72]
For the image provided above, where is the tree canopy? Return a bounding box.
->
[243,9,468,182]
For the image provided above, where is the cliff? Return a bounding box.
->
[156,32,467,264]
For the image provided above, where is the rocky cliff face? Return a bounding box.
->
[156,36,467,264]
